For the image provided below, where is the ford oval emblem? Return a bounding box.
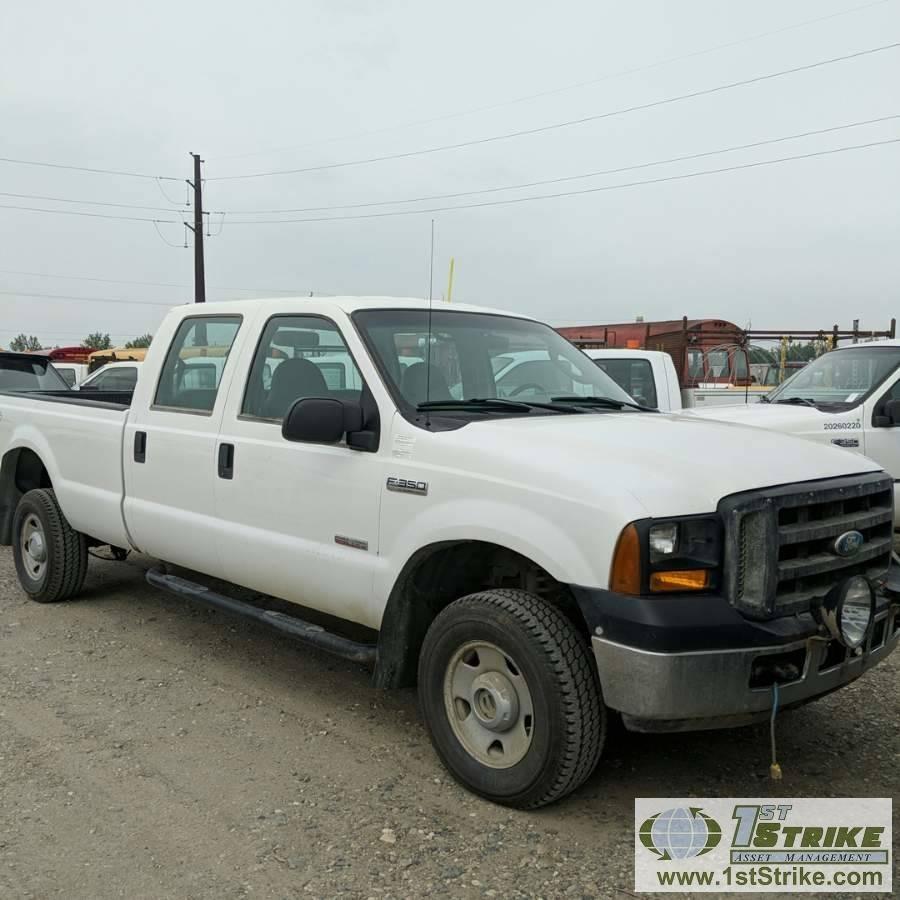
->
[833,530,864,557]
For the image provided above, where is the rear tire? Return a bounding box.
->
[12,488,88,603]
[418,589,605,808]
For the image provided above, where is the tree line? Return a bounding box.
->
[748,340,825,364]
[6,332,153,352]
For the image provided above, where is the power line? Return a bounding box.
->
[0,204,181,224]
[212,0,895,162]
[209,41,900,181]
[0,267,308,294]
[223,114,900,215]
[152,220,188,248]
[0,157,180,181]
[0,289,179,308]
[223,137,900,224]
[0,191,192,214]
[155,177,190,207]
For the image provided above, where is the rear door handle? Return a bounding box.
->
[134,431,147,463]
[218,443,235,480]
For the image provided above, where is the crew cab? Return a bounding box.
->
[686,339,900,525]
[1,298,897,808]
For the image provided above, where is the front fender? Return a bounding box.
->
[375,495,618,607]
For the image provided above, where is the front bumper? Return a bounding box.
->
[573,586,899,733]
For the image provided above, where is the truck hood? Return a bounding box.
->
[682,402,827,431]
[435,410,880,518]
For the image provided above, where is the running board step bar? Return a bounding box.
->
[146,569,376,666]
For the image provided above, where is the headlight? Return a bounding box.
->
[818,576,874,648]
[611,516,722,595]
[649,523,678,558]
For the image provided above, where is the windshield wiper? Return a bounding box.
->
[550,395,658,413]
[417,398,580,414]
[773,397,818,407]
[417,398,532,413]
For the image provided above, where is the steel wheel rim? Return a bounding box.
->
[443,640,535,769]
[21,514,48,583]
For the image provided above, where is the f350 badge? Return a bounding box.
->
[386,476,428,496]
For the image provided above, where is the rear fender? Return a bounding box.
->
[0,435,60,543]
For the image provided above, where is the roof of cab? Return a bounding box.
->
[169,295,536,320]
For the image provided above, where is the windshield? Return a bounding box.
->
[0,357,70,392]
[354,309,635,414]
[767,346,900,406]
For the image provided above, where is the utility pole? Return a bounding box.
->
[185,153,206,303]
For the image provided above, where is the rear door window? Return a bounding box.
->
[153,316,241,413]
[593,358,658,408]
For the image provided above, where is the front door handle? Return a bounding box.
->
[218,443,235,479]
[134,431,147,463]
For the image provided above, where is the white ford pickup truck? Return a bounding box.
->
[1,297,897,808]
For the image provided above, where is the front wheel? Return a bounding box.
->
[418,589,605,808]
[12,488,88,603]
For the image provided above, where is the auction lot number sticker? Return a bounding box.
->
[634,798,891,893]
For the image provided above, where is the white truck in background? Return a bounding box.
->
[0,297,897,808]
[686,339,900,526]
[582,349,771,411]
[583,349,682,411]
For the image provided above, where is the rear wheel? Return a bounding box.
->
[418,589,605,808]
[12,489,88,603]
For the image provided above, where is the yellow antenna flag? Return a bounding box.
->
[446,257,455,304]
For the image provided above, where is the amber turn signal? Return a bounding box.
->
[649,569,710,593]
[610,524,641,595]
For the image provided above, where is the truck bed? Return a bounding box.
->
[0,388,133,550]
[0,388,135,409]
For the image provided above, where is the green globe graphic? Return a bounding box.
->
[639,807,722,860]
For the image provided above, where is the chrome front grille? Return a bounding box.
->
[720,473,894,620]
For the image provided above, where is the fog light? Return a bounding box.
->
[838,576,874,649]
[819,576,874,649]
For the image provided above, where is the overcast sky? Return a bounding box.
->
[2,0,899,348]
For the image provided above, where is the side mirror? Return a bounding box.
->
[282,398,363,444]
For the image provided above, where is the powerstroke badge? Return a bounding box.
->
[386,476,428,496]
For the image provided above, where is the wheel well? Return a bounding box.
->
[373,541,589,689]
[0,448,51,545]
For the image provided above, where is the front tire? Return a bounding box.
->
[12,488,88,603]
[418,589,605,808]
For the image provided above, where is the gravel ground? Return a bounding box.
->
[0,548,897,899]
